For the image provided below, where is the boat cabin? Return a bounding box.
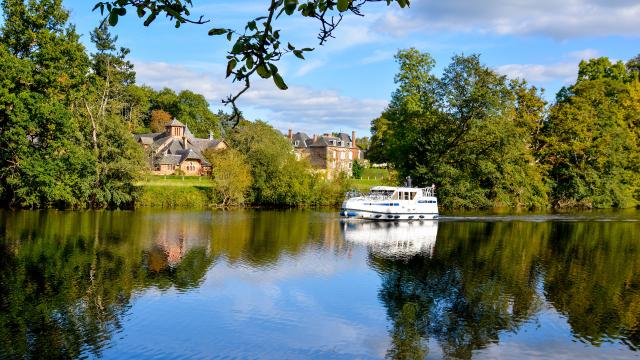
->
[370,186,435,201]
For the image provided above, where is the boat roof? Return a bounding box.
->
[370,186,423,191]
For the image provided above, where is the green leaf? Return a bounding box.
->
[272,72,288,90]
[337,0,350,12]
[143,13,156,26]
[246,55,254,69]
[208,28,227,36]
[108,11,119,26]
[227,32,233,41]
[136,6,146,17]
[284,0,298,15]
[256,64,271,79]
[115,7,126,16]
[293,50,304,60]
[226,59,237,78]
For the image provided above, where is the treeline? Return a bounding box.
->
[0,0,226,209]
[205,120,351,208]
[369,49,640,209]
[0,0,349,209]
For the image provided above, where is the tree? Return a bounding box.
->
[228,120,314,205]
[0,0,95,208]
[205,148,252,207]
[79,22,145,208]
[541,73,640,208]
[378,50,548,209]
[92,0,411,125]
[150,109,172,132]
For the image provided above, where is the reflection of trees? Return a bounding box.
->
[210,210,346,266]
[0,210,216,359]
[543,222,640,351]
[0,209,345,358]
[374,220,640,358]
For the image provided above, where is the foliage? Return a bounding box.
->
[0,0,95,208]
[351,160,364,179]
[540,58,640,208]
[92,0,410,124]
[135,185,211,208]
[378,49,548,209]
[148,88,222,138]
[205,148,252,207]
[150,108,172,132]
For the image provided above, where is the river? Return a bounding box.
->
[0,209,639,359]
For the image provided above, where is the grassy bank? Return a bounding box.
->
[135,185,212,208]
[351,168,395,192]
[135,176,212,208]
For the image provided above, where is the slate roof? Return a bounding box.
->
[310,135,350,148]
[135,119,225,170]
[291,132,312,148]
[167,118,185,127]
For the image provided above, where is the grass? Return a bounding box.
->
[351,168,395,192]
[137,175,214,188]
[135,185,212,208]
[135,175,213,208]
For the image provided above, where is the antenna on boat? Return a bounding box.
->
[405,176,412,187]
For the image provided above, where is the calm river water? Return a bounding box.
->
[0,209,639,359]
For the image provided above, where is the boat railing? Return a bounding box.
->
[345,191,392,200]
[422,187,436,197]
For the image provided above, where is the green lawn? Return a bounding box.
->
[137,175,214,187]
[351,168,395,192]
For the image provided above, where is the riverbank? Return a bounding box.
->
[134,173,390,209]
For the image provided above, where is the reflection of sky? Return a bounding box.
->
[93,211,640,359]
[102,245,390,359]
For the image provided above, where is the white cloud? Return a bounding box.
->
[567,48,599,61]
[495,63,577,83]
[134,60,386,135]
[374,0,640,39]
[295,59,326,77]
[494,48,605,84]
[361,49,396,64]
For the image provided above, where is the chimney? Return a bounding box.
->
[313,134,318,142]
[209,130,213,141]
[183,136,188,149]
[288,128,293,140]
[352,131,356,148]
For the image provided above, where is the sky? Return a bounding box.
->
[63,0,640,136]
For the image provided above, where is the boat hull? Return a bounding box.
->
[340,209,438,221]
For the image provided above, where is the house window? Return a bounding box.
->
[348,152,353,160]
[294,140,299,146]
[340,152,345,160]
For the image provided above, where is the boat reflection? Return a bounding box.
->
[342,220,438,259]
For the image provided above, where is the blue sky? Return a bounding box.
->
[64,0,639,136]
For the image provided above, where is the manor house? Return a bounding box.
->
[288,129,362,179]
[135,119,227,176]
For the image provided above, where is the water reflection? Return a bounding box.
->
[0,210,639,359]
[342,221,438,259]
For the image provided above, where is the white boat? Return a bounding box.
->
[340,185,438,221]
[342,221,438,259]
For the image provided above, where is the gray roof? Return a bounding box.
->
[135,119,226,169]
[310,135,348,148]
[292,132,311,148]
[156,154,182,165]
[166,118,185,127]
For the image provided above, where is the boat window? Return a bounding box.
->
[410,192,417,200]
[391,191,399,200]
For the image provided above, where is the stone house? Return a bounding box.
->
[134,119,228,176]
[288,129,362,179]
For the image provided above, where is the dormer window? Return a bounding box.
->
[294,140,299,146]
[329,140,336,146]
